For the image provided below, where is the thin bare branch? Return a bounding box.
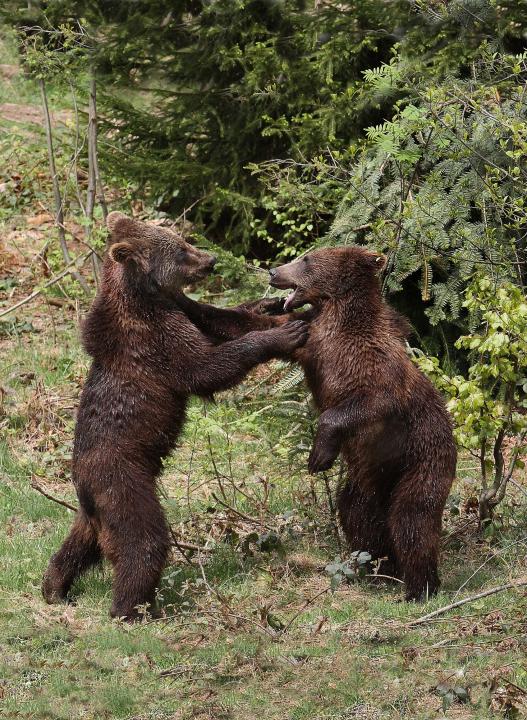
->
[68,81,87,216]
[89,75,108,221]
[211,492,274,530]
[454,535,527,599]
[0,251,92,318]
[40,78,90,294]
[281,587,330,634]
[31,478,77,512]
[86,74,100,282]
[408,579,527,626]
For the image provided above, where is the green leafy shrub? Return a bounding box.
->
[1,0,458,254]
[273,48,525,363]
[416,276,527,525]
[325,552,372,590]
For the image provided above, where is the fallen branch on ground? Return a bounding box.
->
[281,587,331,634]
[366,573,405,584]
[503,678,527,696]
[510,477,527,499]
[408,579,527,626]
[169,527,209,561]
[172,537,207,553]
[0,251,92,318]
[454,535,527,598]
[45,297,77,309]
[31,478,78,512]
[211,492,273,530]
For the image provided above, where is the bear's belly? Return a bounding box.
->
[73,368,187,466]
[341,415,408,491]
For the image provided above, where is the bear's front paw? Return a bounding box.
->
[308,443,338,474]
[42,570,71,605]
[275,319,309,353]
[249,297,286,316]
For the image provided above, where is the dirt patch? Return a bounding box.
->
[0,102,71,126]
[0,64,19,80]
[0,238,22,277]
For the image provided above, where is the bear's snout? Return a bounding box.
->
[268,266,294,290]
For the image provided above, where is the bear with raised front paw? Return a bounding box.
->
[269,246,456,601]
[42,213,308,620]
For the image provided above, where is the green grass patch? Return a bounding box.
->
[1,301,527,719]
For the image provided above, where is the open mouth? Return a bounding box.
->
[269,277,303,310]
[271,283,302,310]
[283,286,299,311]
[194,266,214,280]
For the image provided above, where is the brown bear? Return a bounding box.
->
[269,245,457,601]
[42,212,308,620]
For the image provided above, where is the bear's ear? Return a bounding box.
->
[374,253,387,270]
[106,211,130,235]
[366,252,386,272]
[109,241,137,264]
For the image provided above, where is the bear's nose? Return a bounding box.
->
[208,256,217,268]
[269,268,276,278]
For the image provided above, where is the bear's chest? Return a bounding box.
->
[301,322,375,410]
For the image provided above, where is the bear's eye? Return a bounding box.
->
[303,256,309,264]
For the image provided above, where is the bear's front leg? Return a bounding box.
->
[237,297,286,316]
[173,293,286,342]
[308,395,395,474]
[174,293,315,344]
[308,412,343,474]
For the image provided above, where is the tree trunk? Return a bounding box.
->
[478,493,494,526]
[40,78,90,295]
[89,75,108,221]
[86,74,100,281]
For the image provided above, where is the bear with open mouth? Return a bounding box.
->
[270,245,457,601]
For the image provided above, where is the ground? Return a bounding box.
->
[1,30,527,720]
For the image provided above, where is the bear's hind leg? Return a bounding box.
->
[388,474,445,601]
[101,490,171,621]
[42,512,101,604]
[337,479,393,564]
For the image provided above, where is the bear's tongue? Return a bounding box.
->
[283,289,297,311]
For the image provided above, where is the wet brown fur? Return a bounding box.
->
[42,213,307,619]
[270,246,457,601]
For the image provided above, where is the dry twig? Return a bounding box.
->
[0,252,92,318]
[281,587,330,634]
[40,78,90,294]
[408,580,527,627]
[211,492,273,530]
[169,527,209,563]
[31,478,77,512]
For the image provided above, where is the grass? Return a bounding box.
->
[1,24,527,720]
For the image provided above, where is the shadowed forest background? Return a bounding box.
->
[0,1,527,719]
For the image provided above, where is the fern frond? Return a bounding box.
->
[421,260,432,301]
[273,367,305,394]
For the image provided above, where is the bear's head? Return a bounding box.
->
[106,212,216,294]
[269,246,386,310]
